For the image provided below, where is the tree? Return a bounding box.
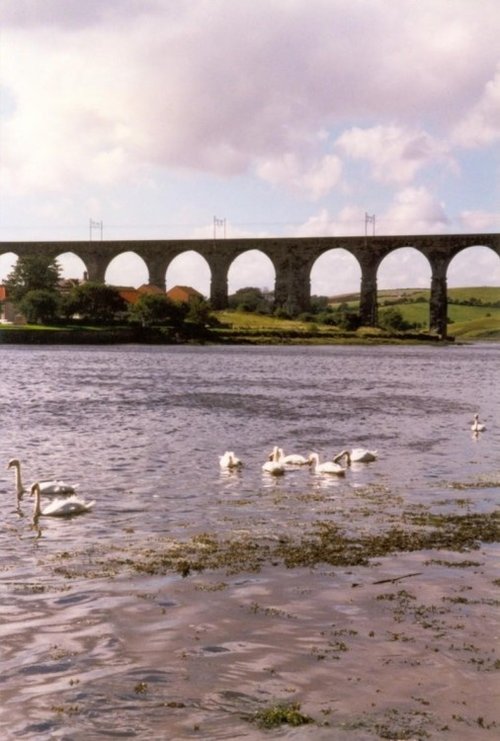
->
[228,287,271,313]
[128,293,187,328]
[310,295,330,313]
[62,282,126,324]
[18,289,60,324]
[185,296,214,326]
[378,307,410,331]
[5,255,61,303]
[334,303,361,330]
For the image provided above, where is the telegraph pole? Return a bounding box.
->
[89,219,103,241]
[365,212,376,237]
[213,216,226,239]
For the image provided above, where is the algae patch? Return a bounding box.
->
[50,509,499,580]
[250,701,313,729]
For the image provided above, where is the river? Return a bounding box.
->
[0,344,498,739]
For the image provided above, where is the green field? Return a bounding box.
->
[329,286,500,340]
[215,286,500,342]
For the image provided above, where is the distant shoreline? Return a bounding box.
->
[0,326,461,345]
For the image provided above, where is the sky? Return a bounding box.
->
[0,0,499,297]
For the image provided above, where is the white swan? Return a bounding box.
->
[7,458,78,497]
[219,451,243,469]
[349,448,378,463]
[262,446,285,476]
[30,483,95,518]
[471,414,486,432]
[276,448,312,466]
[309,451,349,476]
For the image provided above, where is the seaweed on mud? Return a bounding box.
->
[50,509,500,580]
[448,479,500,490]
[250,701,313,729]
[340,708,434,739]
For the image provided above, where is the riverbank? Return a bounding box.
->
[0,324,457,345]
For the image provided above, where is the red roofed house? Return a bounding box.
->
[166,285,204,304]
[118,284,165,306]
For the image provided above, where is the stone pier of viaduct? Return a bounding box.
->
[1,233,499,338]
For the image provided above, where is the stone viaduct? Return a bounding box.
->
[1,233,499,337]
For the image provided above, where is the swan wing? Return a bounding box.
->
[38,479,78,496]
[282,453,309,465]
[318,462,345,475]
[219,452,232,468]
[350,448,377,462]
[262,461,285,475]
[42,496,94,517]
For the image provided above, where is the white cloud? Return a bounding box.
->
[381,187,450,235]
[294,206,366,237]
[452,64,500,147]
[0,0,159,29]
[227,250,276,294]
[448,246,500,286]
[336,125,453,184]
[2,0,499,197]
[310,247,361,296]
[256,152,342,199]
[458,209,500,232]
[378,249,431,290]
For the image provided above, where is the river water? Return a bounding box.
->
[0,344,499,739]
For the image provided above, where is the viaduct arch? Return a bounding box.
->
[1,233,499,338]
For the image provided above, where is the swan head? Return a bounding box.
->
[333,449,351,465]
[7,458,20,470]
[30,483,41,497]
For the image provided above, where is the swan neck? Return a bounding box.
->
[32,486,41,517]
[12,461,23,495]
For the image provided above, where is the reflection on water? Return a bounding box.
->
[0,344,499,738]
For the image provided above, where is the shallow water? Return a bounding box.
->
[0,343,499,738]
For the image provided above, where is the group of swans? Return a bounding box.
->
[272,446,377,475]
[220,446,378,477]
[7,458,94,519]
[30,483,95,519]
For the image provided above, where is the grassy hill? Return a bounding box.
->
[329,286,500,340]
[214,286,500,343]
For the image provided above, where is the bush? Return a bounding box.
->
[338,311,361,330]
[63,282,126,324]
[317,311,338,326]
[274,307,292,319]
[128,293,186,328]
[378,307,410,331]
[18,289,61,324]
